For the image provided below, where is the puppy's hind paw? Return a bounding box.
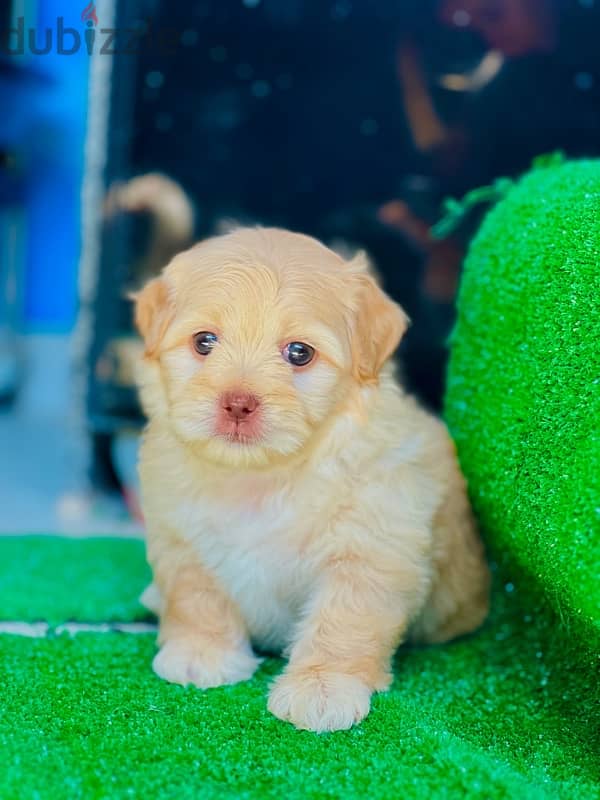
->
[153,639,260,689]
[268,669,372,733]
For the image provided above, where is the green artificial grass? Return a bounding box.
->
[2,160,599,795]
[0,537,598,799]
[0,536,150,623]
[445,158,600,654]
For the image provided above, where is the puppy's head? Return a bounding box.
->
[134,227,407,467]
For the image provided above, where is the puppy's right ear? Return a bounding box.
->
[131,278,175,357]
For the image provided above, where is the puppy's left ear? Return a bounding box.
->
[131,277,175,358]
[349,256,409,383]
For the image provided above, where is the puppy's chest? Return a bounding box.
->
[180,482,320,651]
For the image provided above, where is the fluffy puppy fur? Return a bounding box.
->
[135,226,490,733]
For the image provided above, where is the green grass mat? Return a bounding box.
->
[0,539,598,799]
[445,158,600,653]
[0,536,150,623]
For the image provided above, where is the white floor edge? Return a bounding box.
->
[0,621,157,637]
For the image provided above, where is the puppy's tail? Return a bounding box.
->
[104,172,195,280]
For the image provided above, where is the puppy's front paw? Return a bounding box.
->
[268,669,372,732]
[153,639,260,689]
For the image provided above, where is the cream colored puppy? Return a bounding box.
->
[135,226,489,733]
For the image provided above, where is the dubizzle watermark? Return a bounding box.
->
[0,2,184,56]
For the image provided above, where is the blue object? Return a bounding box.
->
[0,1,89,332]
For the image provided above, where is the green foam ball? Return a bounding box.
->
[445,159,600,653]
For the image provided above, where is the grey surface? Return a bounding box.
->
[0,335,142,537]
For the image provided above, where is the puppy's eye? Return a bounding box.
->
[282,341,315,367]
[193,331,218,355]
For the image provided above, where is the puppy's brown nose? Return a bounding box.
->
[221,391,260,421]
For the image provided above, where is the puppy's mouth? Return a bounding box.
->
[215,424,263,445]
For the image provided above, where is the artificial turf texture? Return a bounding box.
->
[1,538,598,800]
[0,536,150,623]
[445,158,600,654]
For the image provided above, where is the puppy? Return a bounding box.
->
[135,226,490,733]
